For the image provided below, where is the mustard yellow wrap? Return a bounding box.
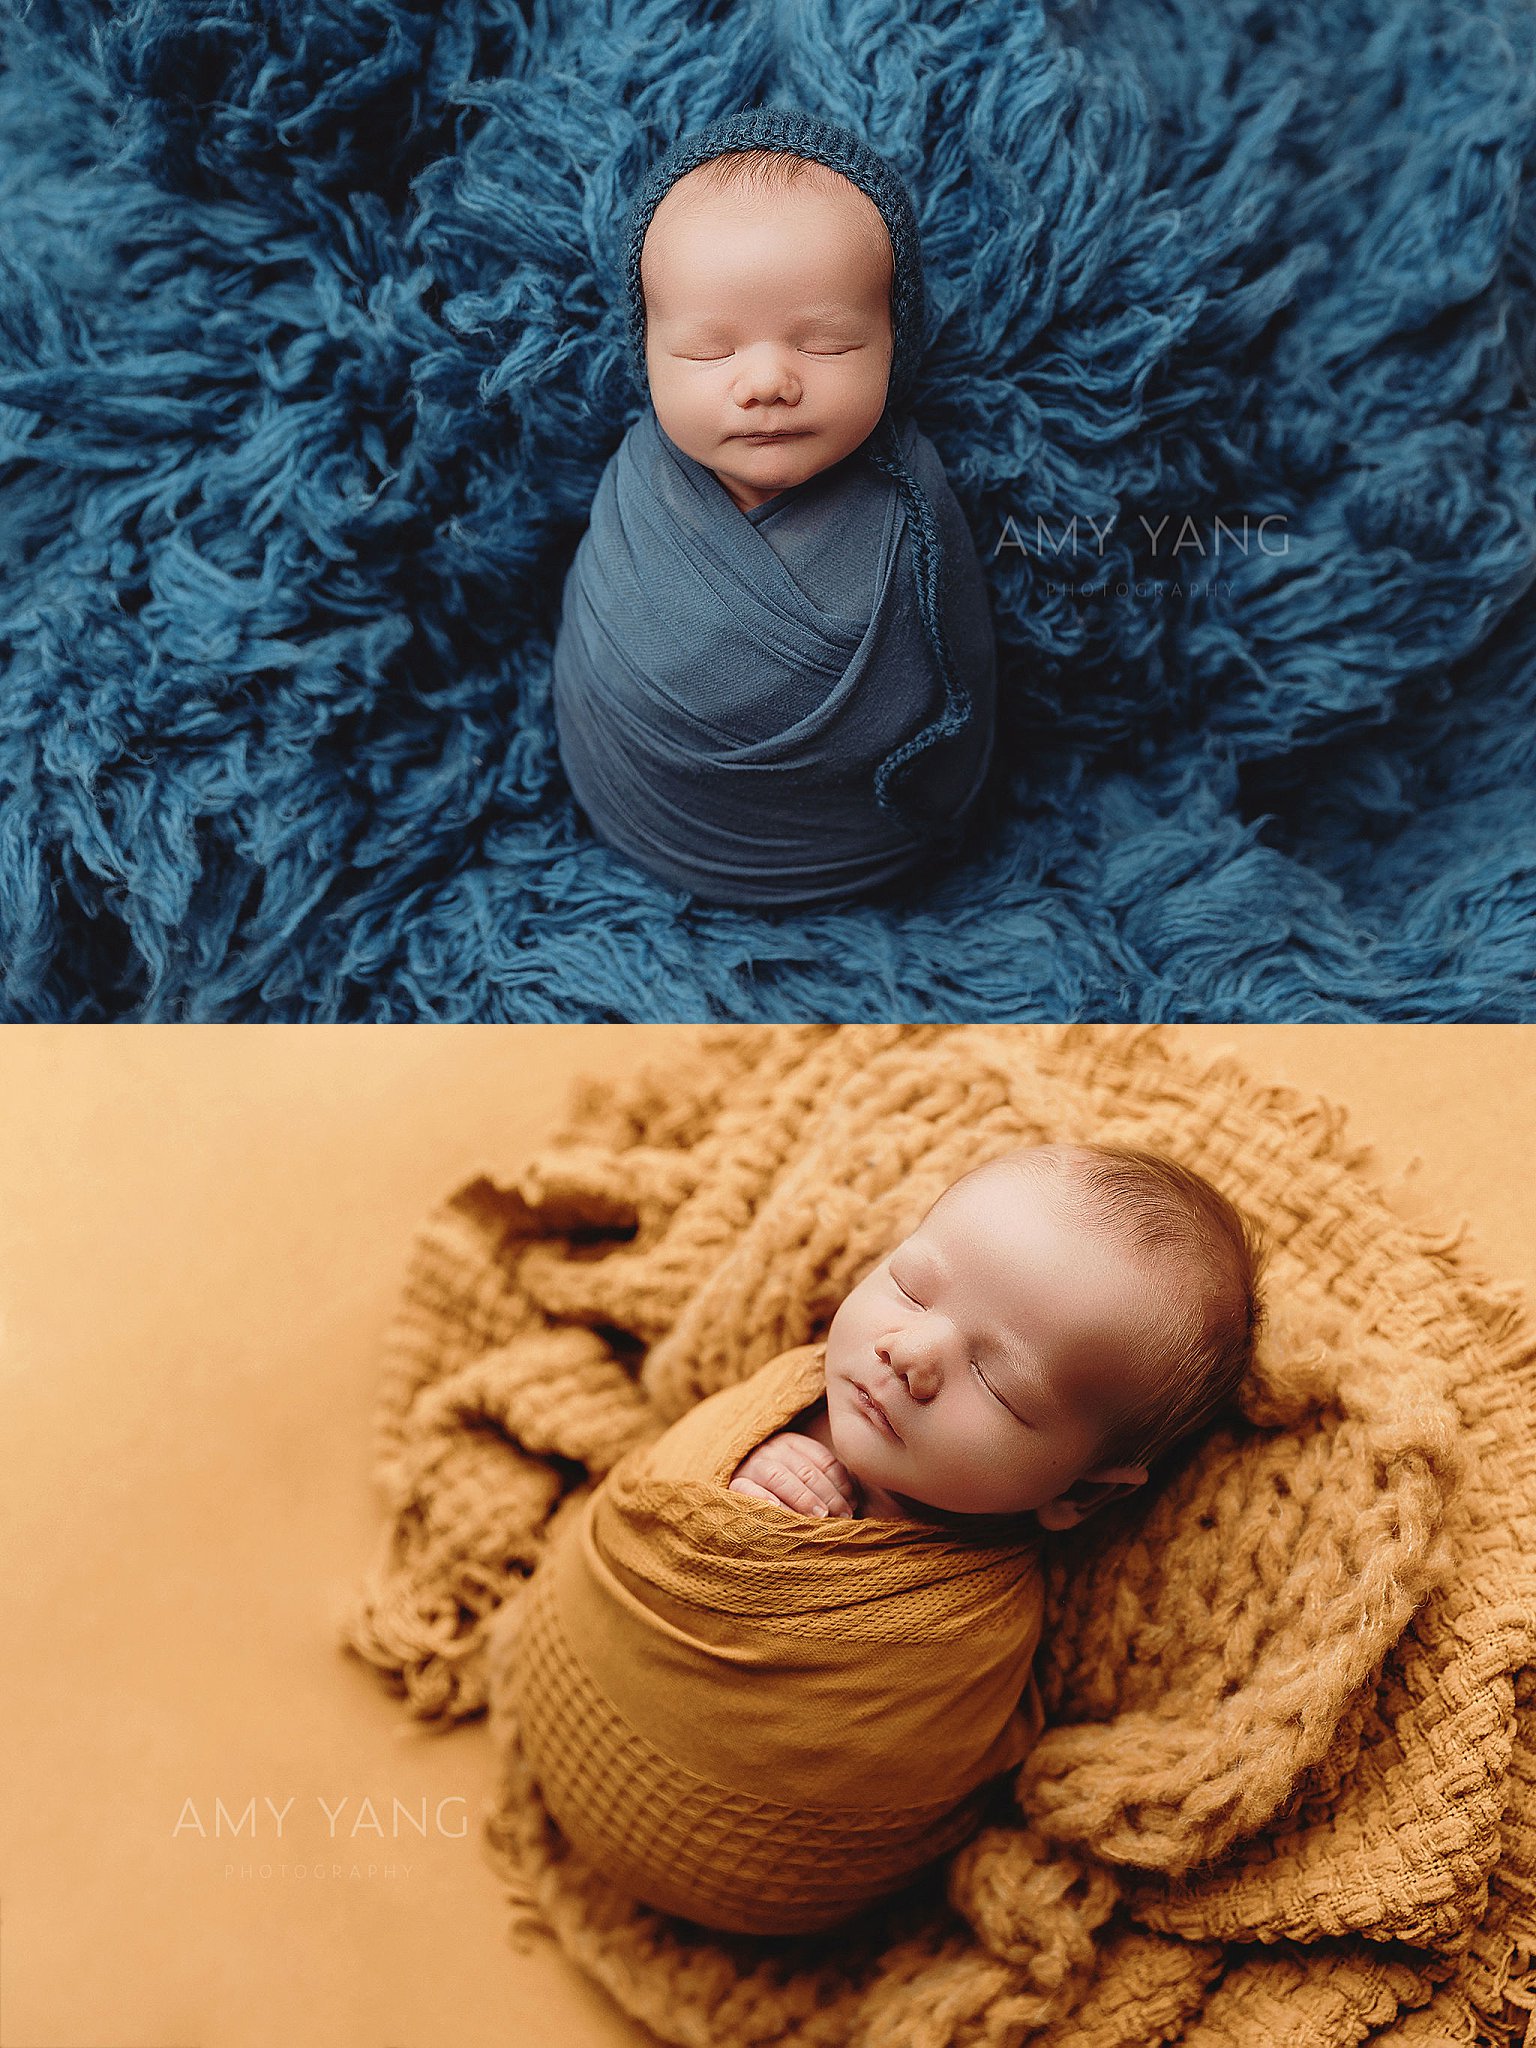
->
[512,1343,1047,1934]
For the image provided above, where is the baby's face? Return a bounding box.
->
[823,1154,1164,1522]
[640,166,895,514]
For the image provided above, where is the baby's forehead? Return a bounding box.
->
[920,1151,1193,1304]
[642,163,892,289]
[918,1155,1180,1380]
[927,1147,1079,1223]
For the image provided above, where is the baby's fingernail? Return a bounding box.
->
[813,1504,828,1516]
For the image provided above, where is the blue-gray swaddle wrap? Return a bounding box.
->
[552,403,997,906]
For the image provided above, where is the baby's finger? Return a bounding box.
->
[789,1436,853,1481]
[766,1454,853,1518]
[794,1443,858,1512]
[729,1475,789,1508]
[812,1466,857,1517]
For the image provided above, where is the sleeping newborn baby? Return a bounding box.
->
[552,108,998,907]
[512,1143,1262,1935]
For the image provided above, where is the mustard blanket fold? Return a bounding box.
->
[513,1343,1046,1933]
[343,1025,1536,2048]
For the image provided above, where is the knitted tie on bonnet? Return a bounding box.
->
[621,107,975,838]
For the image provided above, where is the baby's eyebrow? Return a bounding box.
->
[665,312,872,339]
[893,1237,942,1286]
[988,1335,1061,1415]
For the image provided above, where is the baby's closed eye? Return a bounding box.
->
[671,346,861,360]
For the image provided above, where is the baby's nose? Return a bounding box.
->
[883,1328,944,1396]
[733,347,801,403]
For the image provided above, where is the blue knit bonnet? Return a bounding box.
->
[621,106,927,412]
[618,107,977,833]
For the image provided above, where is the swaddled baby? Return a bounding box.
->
[512,1144,1263,1936]
[552,108,998,907]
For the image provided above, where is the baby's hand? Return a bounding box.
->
[729,1432,859,1518]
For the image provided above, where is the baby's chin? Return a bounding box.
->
[715,448,828,500]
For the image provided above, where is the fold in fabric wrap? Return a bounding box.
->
[551,407,998,906]
[512,1345,1046,1934]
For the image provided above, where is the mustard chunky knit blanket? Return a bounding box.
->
[343,1026,1536,2048]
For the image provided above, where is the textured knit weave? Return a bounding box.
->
[512,1343,1047,1934]
[343,1026,1536,2048]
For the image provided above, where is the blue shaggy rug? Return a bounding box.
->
[2,0,1534,1020]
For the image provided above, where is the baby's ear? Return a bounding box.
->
[1096,1463,1149,1491]
[1033,1465,1148,1531]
